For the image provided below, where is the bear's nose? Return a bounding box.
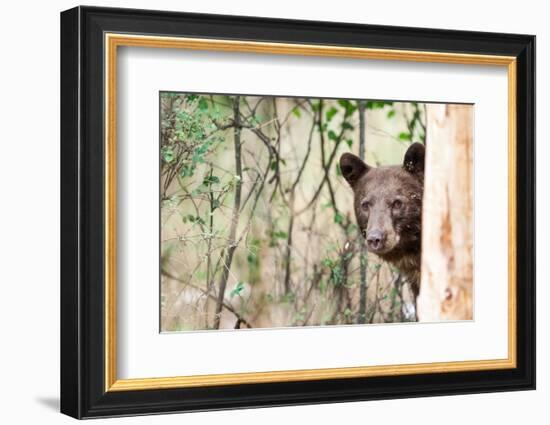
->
[366,230,386,251]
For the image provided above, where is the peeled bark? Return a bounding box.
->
[417,104,473,321]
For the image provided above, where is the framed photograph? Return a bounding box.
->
[60,6,535,419]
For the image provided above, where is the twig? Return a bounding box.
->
[162,270,252,329]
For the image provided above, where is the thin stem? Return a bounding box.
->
[357,100,368,324]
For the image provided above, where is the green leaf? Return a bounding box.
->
[292,107,302,118]
[230,281,246,298]
[161,147,174,163]
[179,163,195,178]
[346,138,353,148]
[337,99,350,109]
[334,212,344,224]
[322,258,334,268]
[341,122,354,130]
[337,99,357,116]
[186,214,206,226]
[326,107,338,122]
[328,130,338,141]
[272,230,288,239]
[198,97,208,112]
[202,175,220,186]
[399,132,412,141]
[387,109,396,118]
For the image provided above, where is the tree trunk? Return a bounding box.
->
[213,96,242,329]
[417,104,473,321]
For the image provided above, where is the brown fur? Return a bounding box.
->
[340,143,425,296]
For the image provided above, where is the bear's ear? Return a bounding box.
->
[403,143,425,175]
[340,153,370,187]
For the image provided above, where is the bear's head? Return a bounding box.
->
[339,143,425,261]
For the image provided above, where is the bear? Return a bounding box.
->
[339,143,425,297]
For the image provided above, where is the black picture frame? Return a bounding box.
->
[61,5,535,419]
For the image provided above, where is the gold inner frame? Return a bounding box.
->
[104,33,517,392]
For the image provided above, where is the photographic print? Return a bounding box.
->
[160,93,473,332]
[61,8,535,417]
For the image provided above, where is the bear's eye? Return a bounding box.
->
[361,200,370,211]
[392,199,403,209]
